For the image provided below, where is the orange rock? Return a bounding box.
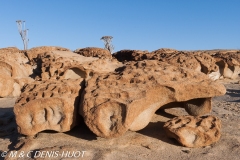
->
[213,52,240,79]
[14,79,83,136]
[163,115,221,148]
[80,60,226,138]
[74,47,112,58]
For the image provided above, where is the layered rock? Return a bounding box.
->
[14,79,84,136]
[74,47,112,58]
[80,60,226,138]
[163,115,221,147]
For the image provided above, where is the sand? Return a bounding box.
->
[0,79,239,160]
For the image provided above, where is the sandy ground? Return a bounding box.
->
[0,80,240,160]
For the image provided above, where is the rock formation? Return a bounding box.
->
[113,50,149,62]
[213,52,240,79]
[74,47,112,59]
[33,51,122,81]
[26,46,71,62]
[163,115,221,147]
[14,79,84,136]
[0,47,34,97]
[80,60,226,138]
[113,49,221,80]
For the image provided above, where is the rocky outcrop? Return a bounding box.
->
[0,47,34,97]
[0,75,15,98]
[113,50,149,62]
[36,51,122,81]
[26,46,71,62]
[113,49,221,80]
[38,52,91,80]
[74,47,112,58]
[213,52,240,79]
[80,60,226,138]
[14,79,84,136]
[163,115,221,147]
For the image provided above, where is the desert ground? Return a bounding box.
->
[0,47,240,160]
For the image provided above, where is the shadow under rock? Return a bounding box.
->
[226,89,240,97]
[137,109,182,147]
[64,116,97,141]
[226,89,240,102]
[0,108,24,151]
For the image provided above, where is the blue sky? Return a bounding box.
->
[0,0,239,51]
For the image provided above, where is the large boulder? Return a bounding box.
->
[163,115,221,148]
[14,79,84,136]
[80,60,226,138]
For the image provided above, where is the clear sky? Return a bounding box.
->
[0,0,239,52]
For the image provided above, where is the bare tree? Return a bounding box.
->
[100,36,114,54]
[16,20,29,50]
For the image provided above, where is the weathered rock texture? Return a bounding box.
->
[80,60,226,138]
[26,46,71,62]
[163,115,221,148]
[113,50,149,62]
[14,79,84,136]
[213,52,240,79]
[74,47,112,58]
[0,47,34,97]
[113,49,221,80]
[32,51,122,81]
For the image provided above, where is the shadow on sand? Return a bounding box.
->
[137,109,182,146]
[226,89,240,102]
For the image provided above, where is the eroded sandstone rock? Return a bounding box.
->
[113,50,149,62]
[34,51,122,81]
[213,52,240,79]
[80,60,226,138]
[0,75,14,98]
[14,79,83,136]
[0,47,34,97]
[113,49,221,80]
[163,115,221,147]
[26,46,71,62]
[74,47,112,58]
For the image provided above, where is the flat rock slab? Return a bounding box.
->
[163,115,221,148]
